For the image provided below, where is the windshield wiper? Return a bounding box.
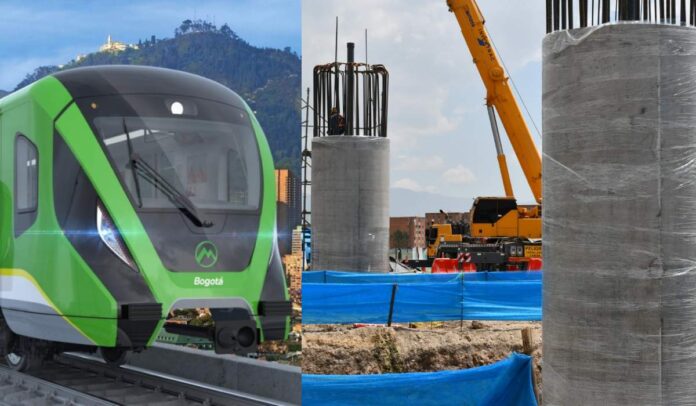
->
[122,119,213,228]
[123,118,143,208]
[131,155,213,228]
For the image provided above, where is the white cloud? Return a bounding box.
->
[442,165,476,184]
[393,154,444,172]
[393,178,438,194]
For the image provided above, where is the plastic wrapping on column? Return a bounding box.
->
[543,23,696,405]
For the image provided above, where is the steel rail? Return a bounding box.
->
[0,352,290,406]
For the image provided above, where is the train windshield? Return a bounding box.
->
[79,95,261,212]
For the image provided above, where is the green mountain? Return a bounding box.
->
[14,20,300,172]
[0,90,8,98]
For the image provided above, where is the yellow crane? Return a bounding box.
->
[418,0,543,271]
[449,0,542,233]
[449,0,541,202]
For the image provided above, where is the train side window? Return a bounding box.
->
[14,134,38,236]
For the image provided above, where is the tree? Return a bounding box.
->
[391,230,410,260]
[220,23,234,38]
[177,19,192,36]
[14,65,60,91]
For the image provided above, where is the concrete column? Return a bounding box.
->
[311,136,390,273]
[543,24,696,405]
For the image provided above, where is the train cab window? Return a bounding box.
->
[83,95,261,212]
[14,135,38,236]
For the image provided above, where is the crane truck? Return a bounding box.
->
[413,0,542,272]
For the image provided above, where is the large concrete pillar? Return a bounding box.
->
[311,136,390,273]
[543,24,696,405]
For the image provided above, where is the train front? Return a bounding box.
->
[53,66,291,355]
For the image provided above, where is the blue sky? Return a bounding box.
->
[0,0,301,90]
[303,0,546,215]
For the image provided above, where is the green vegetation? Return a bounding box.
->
[13,19,300,173]
[391,230,410,260]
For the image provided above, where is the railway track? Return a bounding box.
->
[0,352,290,406]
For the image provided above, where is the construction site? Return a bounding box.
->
[300,0,696,404]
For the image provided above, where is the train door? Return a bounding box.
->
[0,113,6,261]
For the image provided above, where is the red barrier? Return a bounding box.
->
[527,258,543,271]
[432,258,477,273]
[432,258,458,273]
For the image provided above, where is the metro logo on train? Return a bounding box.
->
[195,240,218,268]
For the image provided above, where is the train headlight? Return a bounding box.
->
[97,202,137,270]
[170,101,184,115]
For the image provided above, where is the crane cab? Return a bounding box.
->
[469,197,541,239]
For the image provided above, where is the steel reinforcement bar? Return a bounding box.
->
[547,0,696,33]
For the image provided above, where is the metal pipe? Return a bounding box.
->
[313,67,319,137]
[600,0,607,22]
[346,42,355,135]
[487,105,514,198]
[671,0,676,22]
[354,63,360,134]
[488,105,504,156]
[580,0,588,27]
[302,87,310,229]
[381,69,389,137]
[386,284,398,327]
[365,29,368,66]
[660,0,665,22]
[629,0,638,19]
[334,17,340,116]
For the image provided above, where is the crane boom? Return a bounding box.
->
[447,0,542,204]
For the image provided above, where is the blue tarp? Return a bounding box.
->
[302,353,538,406]
[302,280,542,324]
[303,270,542,284]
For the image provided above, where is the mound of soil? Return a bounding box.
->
[302,321,542,394]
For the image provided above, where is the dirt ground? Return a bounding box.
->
[302,321,542,394]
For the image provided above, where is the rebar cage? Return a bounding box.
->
[547,0,696,33]
[312,61,389,138]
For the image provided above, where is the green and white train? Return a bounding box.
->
[0,65,291,370]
